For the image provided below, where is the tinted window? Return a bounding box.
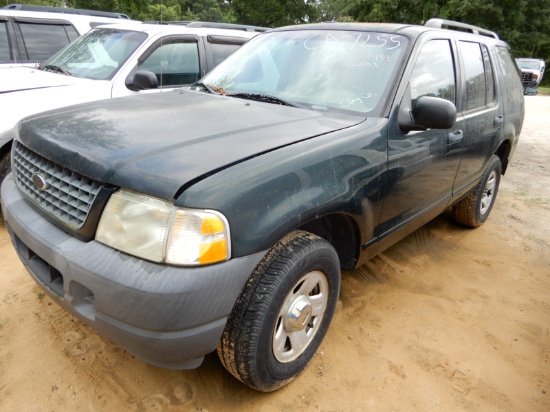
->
[17,23,76,61]
[0,22,10,62]
[458,41,487,110]
[209,41,243,67]
[140,41,200,86]
[410,39,456,104]
[482,45,495,105]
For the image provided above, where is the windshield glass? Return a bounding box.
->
[517,60,541,70]
[200,30,408,115]
[41,28,147,80]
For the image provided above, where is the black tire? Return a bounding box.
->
[452,155,501,227]
[218,231,341,392]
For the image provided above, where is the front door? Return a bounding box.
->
[377,37,464,235]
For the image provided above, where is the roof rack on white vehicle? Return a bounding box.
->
[143,20,269,32]
[1,3,130,19]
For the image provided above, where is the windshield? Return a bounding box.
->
[40,28,147,80]
[517,60,541,70]
[200,30,408,115]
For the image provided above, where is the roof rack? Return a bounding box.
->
[143,20,269,32]
[1,4,130,19]
[425,18,498,39]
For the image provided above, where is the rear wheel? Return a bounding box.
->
[218,231,340,392]
[452,155,501,227]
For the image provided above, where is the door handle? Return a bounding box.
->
[494,115,504,125]
[448,130,463,144]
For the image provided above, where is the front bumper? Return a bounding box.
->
[1,174,266,369]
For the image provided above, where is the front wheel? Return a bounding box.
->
[218,231,341,392]
[452,155,502,227]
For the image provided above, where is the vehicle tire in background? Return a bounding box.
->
[217,231,341,392]
[452,155,502,227]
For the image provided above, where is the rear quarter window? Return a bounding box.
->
[495,46,523,102]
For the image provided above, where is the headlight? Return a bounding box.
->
[96,190,230,266]
[532,73,539,80]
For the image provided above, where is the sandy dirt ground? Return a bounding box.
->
[0,96,549,412]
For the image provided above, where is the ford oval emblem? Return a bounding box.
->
[32,173,49,191]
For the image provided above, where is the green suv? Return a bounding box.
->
[1,19,524,391]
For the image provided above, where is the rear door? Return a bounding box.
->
[452,39,503,193]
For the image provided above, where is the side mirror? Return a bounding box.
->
[413,96,457,129]
[399,91,457,132]
[125,70,159,91]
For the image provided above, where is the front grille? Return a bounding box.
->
[521,72,533,81]
[12,141,102,229]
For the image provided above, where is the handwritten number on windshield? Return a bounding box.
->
[304,33,401,51]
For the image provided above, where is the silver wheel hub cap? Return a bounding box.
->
[284,295,313,332]
[272,270,329,363]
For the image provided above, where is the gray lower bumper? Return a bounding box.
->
[1,174,266,369]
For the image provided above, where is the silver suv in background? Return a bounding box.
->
[0,4,132,67]
[516,58,546,95]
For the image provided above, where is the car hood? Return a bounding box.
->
[0,69,110,136]
[0,67,87,93]
[17,90,364,199]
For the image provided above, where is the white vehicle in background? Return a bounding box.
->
[0,3,133,67]
[516,58,546,95]
[0,21,263,185]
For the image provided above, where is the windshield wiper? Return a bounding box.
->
[227,92,306,108]
[42,64,72,76]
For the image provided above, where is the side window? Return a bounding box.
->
[458,41,494,111]
[208,39,244,68]
[410,39,456,105]
[482,45,495,105]
[140,41,200,87]
[15,23,78,61]
[0,22,11,62]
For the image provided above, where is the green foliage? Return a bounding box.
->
[232,0,319,27]
[333,0,550,90]
[7,0,550,71]
[138,3,181,22]
[2,0,67,6]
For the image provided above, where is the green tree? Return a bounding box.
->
[231,0,319,27]
[343,0,550,84]
[193,0,236,23]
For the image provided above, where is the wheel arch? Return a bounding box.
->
[296,213,361,271]
[495,138,512,175]
[0,139,13,185]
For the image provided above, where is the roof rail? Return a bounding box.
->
[184,21,269,32]
[425,18,498,39]
[143,20,269,32]
[1,4,130,19]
